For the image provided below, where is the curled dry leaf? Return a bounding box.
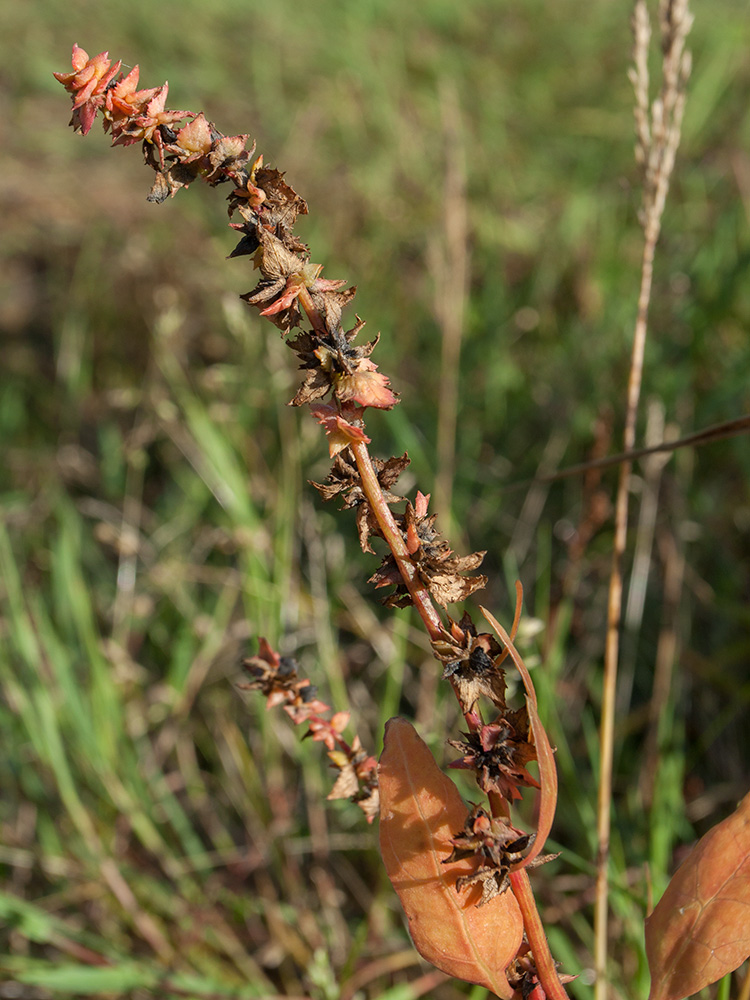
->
[646,790,750,1000]
[480,604,558,867]
[378,717,523,998]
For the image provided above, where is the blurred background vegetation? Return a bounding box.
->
[1,0,749,997]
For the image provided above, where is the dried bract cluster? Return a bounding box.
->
[240,639,379,821]
[445,805,558,908]
[55,38,544,838]
[444,807,532,907]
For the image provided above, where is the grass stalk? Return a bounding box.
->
[595,219,657,997]
[594,2,693,993]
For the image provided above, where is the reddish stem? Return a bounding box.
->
[303,251,564,997]
[297,285,445,642]
[349,439,445,641]
[509,869,569,1000]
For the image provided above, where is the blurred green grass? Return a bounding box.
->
[1,0,749,997]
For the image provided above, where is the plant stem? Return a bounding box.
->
[302,169,564,1000]
[509,869,568,1000]
[595,5,691,989]
[297,285,445,642]
[596,214,671,1000]
[594,230,656,996]
[349,438,445,641]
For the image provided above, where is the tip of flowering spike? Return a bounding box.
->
[71,44,90,70]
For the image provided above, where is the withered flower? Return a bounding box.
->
[443,806,533,907]
[239,640,330,722]
[146,114,253,199]
[239,639,379,822]
[54,45,122,135]
[252,162,309,233]
[327,734,380,822]
[369,492,487,608]
[311,448,409,553]
[145,115,252,202]
[448,714,540,802]
[110,83,192,155]
[435,612,508,713]
[507,942,577,1000]
[240,229,311,333]
[103,65,160,120]
[310,402,371,458]
[288,323,397,411]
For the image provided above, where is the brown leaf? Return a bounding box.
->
[379,718,523,997]
[646,790,750,1000]
[376,452,410,490]
[147,171,170,204]
[290,367,332,406]
[355,503,381,554]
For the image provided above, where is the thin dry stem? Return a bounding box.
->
[594,3,692,995]
[502,412,750,492]
[596,232,659,995]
